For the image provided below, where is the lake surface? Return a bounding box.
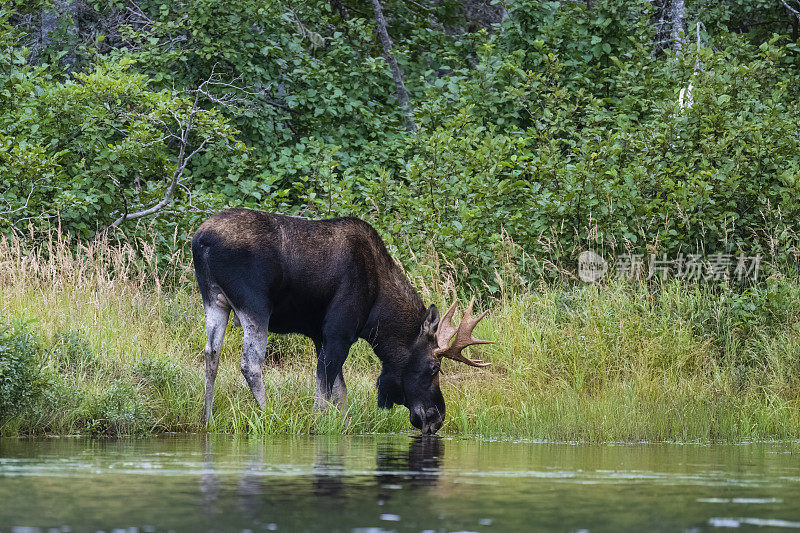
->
[0,435,799,532]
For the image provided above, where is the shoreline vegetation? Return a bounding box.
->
[4,2,800,443]
[1,232,798,442]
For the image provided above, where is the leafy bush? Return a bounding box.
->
[50,330,98,375]
[2,0,800,290]
[90,379,150,436]
[0,319,44,421]
[134,357,184,393]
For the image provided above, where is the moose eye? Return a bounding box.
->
[430,363,441,376]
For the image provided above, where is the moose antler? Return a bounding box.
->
[434,297,493,367]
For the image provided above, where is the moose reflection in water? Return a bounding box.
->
[198,436,444,519]
[376,437,443,491]
[311,437,347,499]
[3,437,800,532]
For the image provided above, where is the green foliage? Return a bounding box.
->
[89,379,150,435]
[0,319,44,421]
[504,0,656,97]
[134,357,185,393]
[50,330,98,375]
[2,0,800,287]
[1,19,242,240]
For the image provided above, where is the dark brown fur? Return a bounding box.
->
[192,208,446,433]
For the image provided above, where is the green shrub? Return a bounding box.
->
[134,357,184,393]
[50,330,97,375]
[27,371,87,434]
[90,379,150,436]
[0,319,43,421]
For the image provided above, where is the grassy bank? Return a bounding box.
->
[1,233,799,441]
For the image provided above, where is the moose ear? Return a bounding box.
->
[420,304,440,339]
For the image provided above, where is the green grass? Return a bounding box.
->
[1,232,799,441]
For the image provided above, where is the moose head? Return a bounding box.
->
[378,297,493,434]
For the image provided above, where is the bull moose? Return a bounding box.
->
[192,208,492,434]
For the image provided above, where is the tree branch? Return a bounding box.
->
[371,0,417,133]
[780,0,800,17]
[109,79,205,229]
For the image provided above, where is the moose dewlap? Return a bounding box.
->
[191,208,493,434]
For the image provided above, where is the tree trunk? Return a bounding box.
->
[780,1,800,39]
[670,0,686,57]
[38,0,79,69]
[331,0,349,20]
[370,0,417,133]
[40,8,58,49]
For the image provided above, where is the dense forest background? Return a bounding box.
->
[3,0,800,289]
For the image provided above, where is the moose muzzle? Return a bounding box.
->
[411,405,443,435]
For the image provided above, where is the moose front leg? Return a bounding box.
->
[314,369,347,412]
[314,338,351,412]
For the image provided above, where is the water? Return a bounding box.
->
[0,436,799,532]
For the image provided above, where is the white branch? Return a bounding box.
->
[109,135,188,228]
[0,178,46,215]
[780,0,800,17]
[110,98,197,228]
[106,66,239,230]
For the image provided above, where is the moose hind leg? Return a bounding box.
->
[240,316,269,410]
[203,302,230,424]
